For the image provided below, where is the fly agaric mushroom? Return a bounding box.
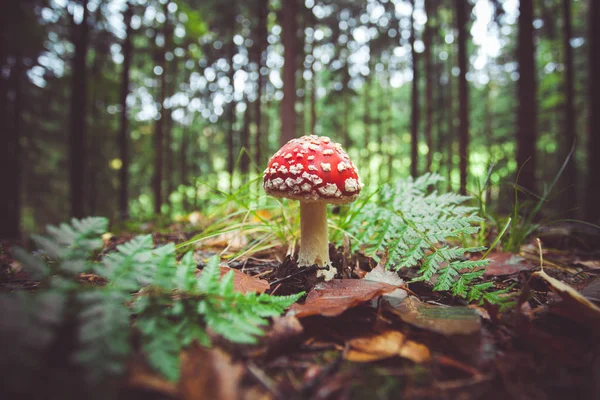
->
[263,135,363,280]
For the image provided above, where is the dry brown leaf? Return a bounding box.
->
[534,269,600,326]
[346,330,431,363]
[287,279,399,318]
[219,266,270,294]
[179,345,245,400]
[364,264,408,304]
[577,259,600,270]
[482,252,535,276]
[384,296,481,336]
[203,231,249,251]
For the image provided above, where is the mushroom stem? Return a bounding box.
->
[298,201,332,273]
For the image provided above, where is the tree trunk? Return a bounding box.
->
[69,0,90,218]
[253,0,268,167]
[1,50,23,239]
[424,0,434,171]
[310,57,317,135]
[516,0,537,197]
[436,62,446,176]
[118,3,133,219]
[410,0,419,178]
[586,0,600,221]
[363,59,371,182]
[164,49,177,206]
[280,0,298,146]
[455,0,469,195]
[0,12,16,239]
[559,0,577,217]
[226,5,236,193]
[446,54,454,191]
[240,98,251,176]
[152,11,168,215]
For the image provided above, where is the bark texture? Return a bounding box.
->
[516,0,537,197]
[69,0,90,218]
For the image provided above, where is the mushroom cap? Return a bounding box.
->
[263,135,363,204]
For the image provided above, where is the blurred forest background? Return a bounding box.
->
[0,0,598,239]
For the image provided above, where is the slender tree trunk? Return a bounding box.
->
[424,0,434,171]
[280,0,297,145]
[118,3,133,219]
[152,12,168,215]
[410,0,419,178]
[241,98,251,176]
[69,0,89,218]
[87,46,102,216]
[165,54,177,206]
[226,5,236,193]
[0,12,17,239]
[455,0,469,195]
[446,55,454,191]
[586,0,600,221]
[296,9,306,138]
[253,0,268,167]
[436,63,446,175]
[560,0,577,216]
[516,0,537,197]
[363,59,371,182]
[310,57,317,135]
[1,51,23,239]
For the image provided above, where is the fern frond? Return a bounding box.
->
[339,174,498,303]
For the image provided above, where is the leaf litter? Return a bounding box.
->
[4,226,600,399]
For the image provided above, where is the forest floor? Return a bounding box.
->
[2,222,600,400]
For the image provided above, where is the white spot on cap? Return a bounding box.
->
[302,171,323,185]
[289,163,304,175]
[337,162,348,172]
[301,183,312,192]
[320,163,331,172]
[278,165,288,174]
[284,153,293,159]
[323,149,334,155]
[344,178,359,193]
[318,183,339,197]
[297,153,304,158]
[307,155,315,160]
[308,144,319,151]
[308,165,318,171]
[286,177,303,188]
[271,177,284,190]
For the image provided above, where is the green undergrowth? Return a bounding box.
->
[0,217,301,397]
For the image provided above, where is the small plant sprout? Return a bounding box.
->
[263,135,363,280]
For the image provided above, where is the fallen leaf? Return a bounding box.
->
[533,269,600,326]
[364,264,408,305]
[576,259,600,270]
[203,231,249,251]
[483,252,535,276]
[287,279,399,318]
[384,296,481,336]
[219,266,270,294]
[346,330,431,363]
[179,345,244,400]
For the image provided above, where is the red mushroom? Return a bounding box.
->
[263,135,363,280]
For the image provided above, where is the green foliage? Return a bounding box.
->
[335,174,510,306]
[2,218,302,395]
